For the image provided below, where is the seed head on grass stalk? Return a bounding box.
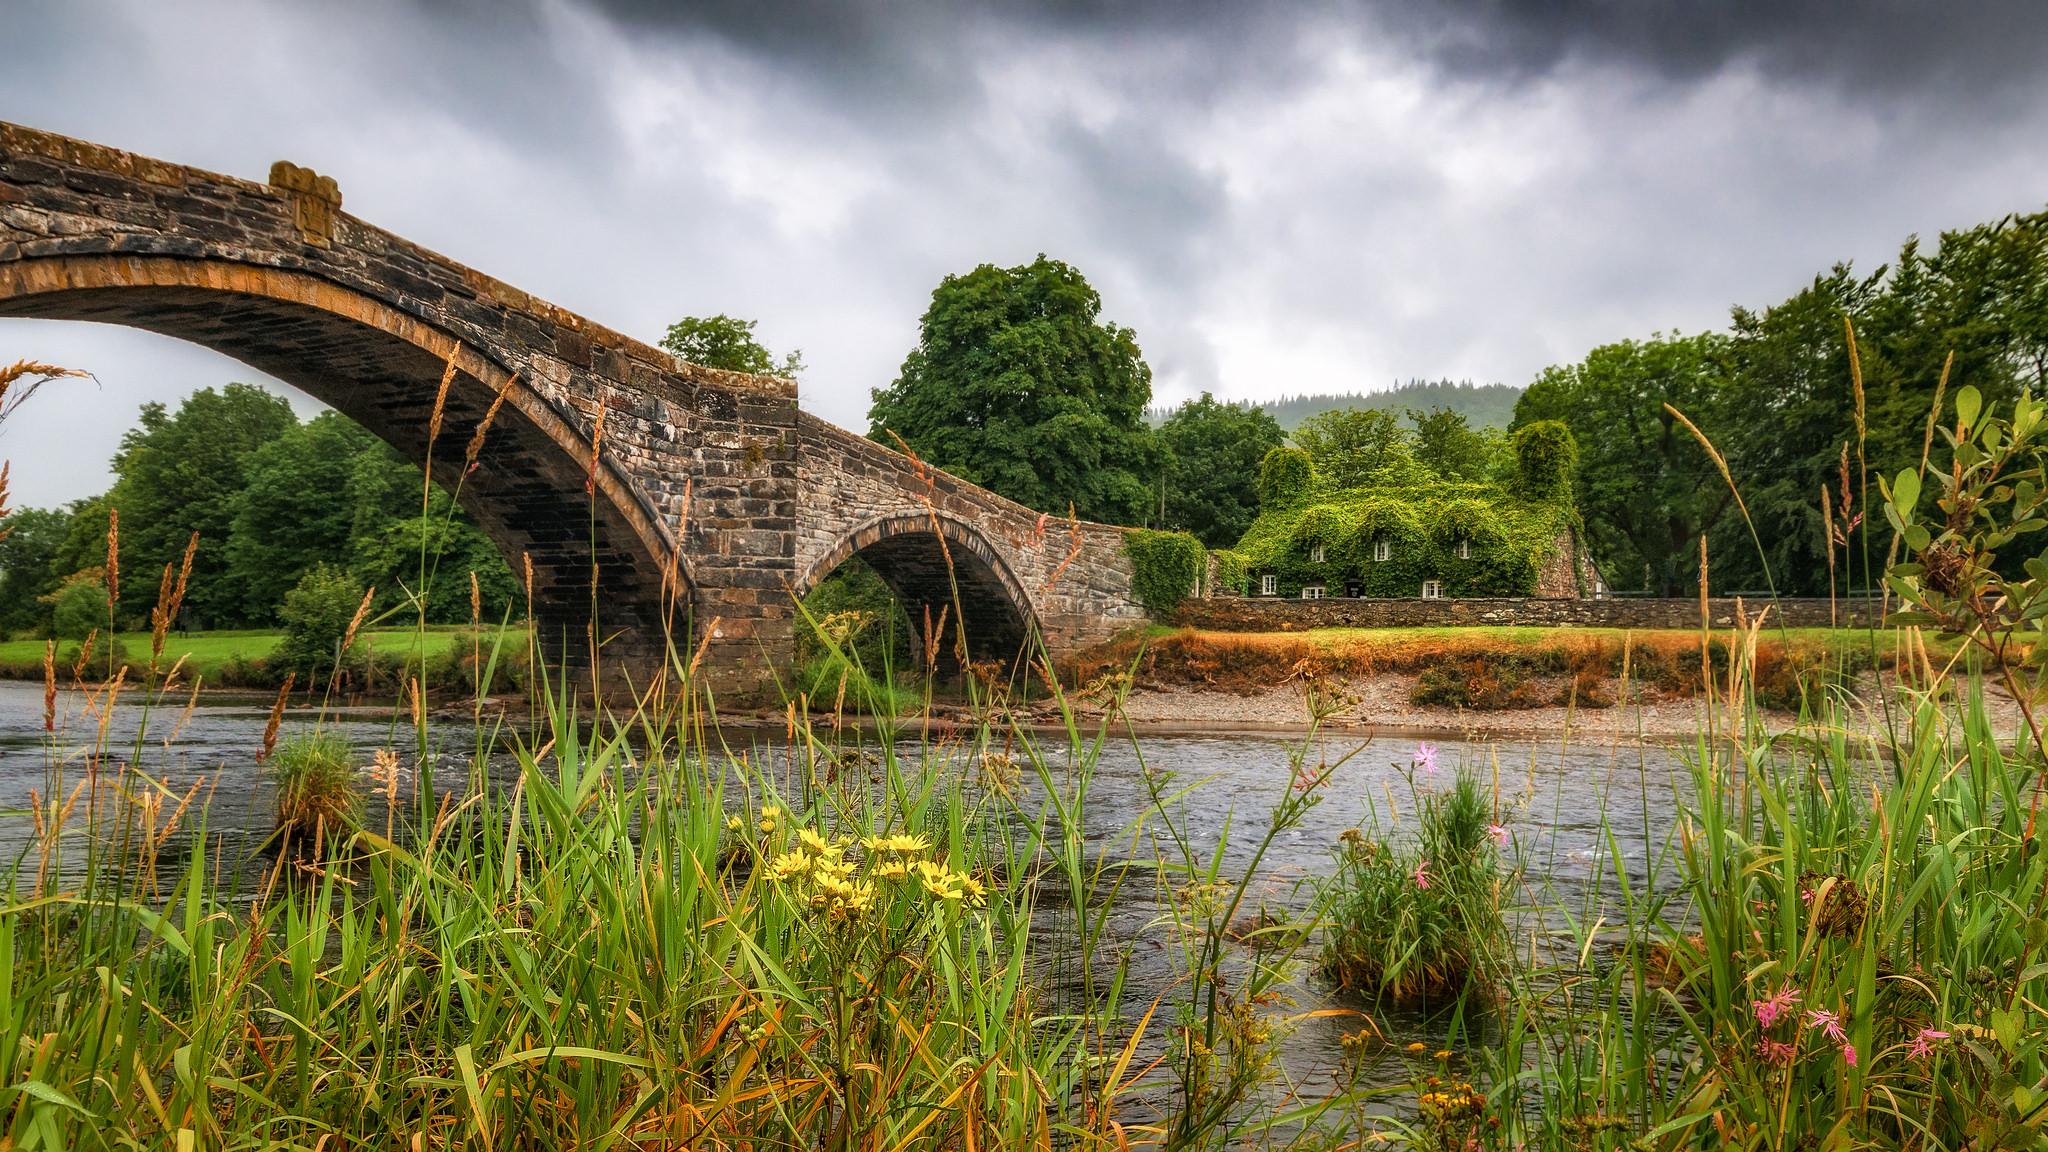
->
[0,358,88,406]
[464,372,515,467]
[259,673,294,763]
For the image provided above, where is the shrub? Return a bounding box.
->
[49,577,106,641]
[266,730,360,850]
[269,564,367,682]
[795,556,912,675]
[1411,658,1546,709]
[1123,529,1207,615]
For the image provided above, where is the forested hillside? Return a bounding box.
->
[1148,380,1524,432]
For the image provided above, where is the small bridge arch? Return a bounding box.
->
[797,511,1035,666]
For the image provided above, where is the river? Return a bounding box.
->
[0,677,1693,1117]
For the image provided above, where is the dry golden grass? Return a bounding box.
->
[1068,625,1884,707]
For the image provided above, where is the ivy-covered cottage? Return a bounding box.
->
[1216,421,1608,601]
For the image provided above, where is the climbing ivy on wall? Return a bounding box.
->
[1124,529,1208,614]
[1217,423,1582,600]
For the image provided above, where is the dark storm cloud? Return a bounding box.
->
[571,0,2048,102]
[1379,1,2048,97]
[6,0,2048,507]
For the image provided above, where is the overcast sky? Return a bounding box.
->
[5,0,2048,507]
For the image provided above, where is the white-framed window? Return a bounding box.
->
[1453,538,1473,559]
[1310,543,1326,564]
[1373,539,1392,562]
[1260,574,1277,596]
[1302,585,1325,600]
[1421,580,1443,600]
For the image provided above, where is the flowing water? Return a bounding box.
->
[0,678,1693,1116]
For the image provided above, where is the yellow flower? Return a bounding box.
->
[1434,1049,1452,1061]
[758,806,782,834]
[960,873,987,905]
[1406,1042,1428,1054]
[862,833,932,854]
[798,828,838,857]
[915,860,962,900]
[766,851,810,882]
[873,860,909,881]
[726,815,745,833]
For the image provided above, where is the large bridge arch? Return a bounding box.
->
[1,119,1149,697]
[0,254,689,678]
[797,512,1035,665]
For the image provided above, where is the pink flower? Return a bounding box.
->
[1842,1043,1856,1067]
[1755,1039,1796,1065]
[1908,1029,1950,1059]
[1414,859,1432,890]
[1806,1009,1845,1044]
[1486,824,1509,846]
[1753,986,1802,1028]
[1413,743,1439,775]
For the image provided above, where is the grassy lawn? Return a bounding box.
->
[0,626,529,680]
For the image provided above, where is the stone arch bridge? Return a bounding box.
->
[0,122,1147,693]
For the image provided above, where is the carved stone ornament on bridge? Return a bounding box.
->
[266,161,342,248]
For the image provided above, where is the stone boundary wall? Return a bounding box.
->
[1169,595,1881,632]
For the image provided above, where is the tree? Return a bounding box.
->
[104,384,296,626]
[0,506,72,633]
[1290,407,1413,489]
[1710,211,2048,595]
[224,412,387,621]
[350,488,517,625]
[1513,333,1732,595]
[867,255,1167,525]
[660,314,803,378]
[1158,394,1285,547]
[1408,406,1503,483]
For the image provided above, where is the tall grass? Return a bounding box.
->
[23,351,2048,1151]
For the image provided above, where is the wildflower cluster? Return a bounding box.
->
[766,828,875,922]
[755,817,988,923]
[1410,1045,1494,1152]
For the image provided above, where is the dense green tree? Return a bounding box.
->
[104,384,296,626]
[0,506,72,633]
[867,256,1167,525]
[1158,394,1286,547]
[1709,211,2048,595]
[1409,406,1504,483]
[223,413,391,620]
[351,489,518,626]
[1514,333,1732,595]
[659,314,803,377]
[46,495,113,613]
[1290,407,1414,489]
